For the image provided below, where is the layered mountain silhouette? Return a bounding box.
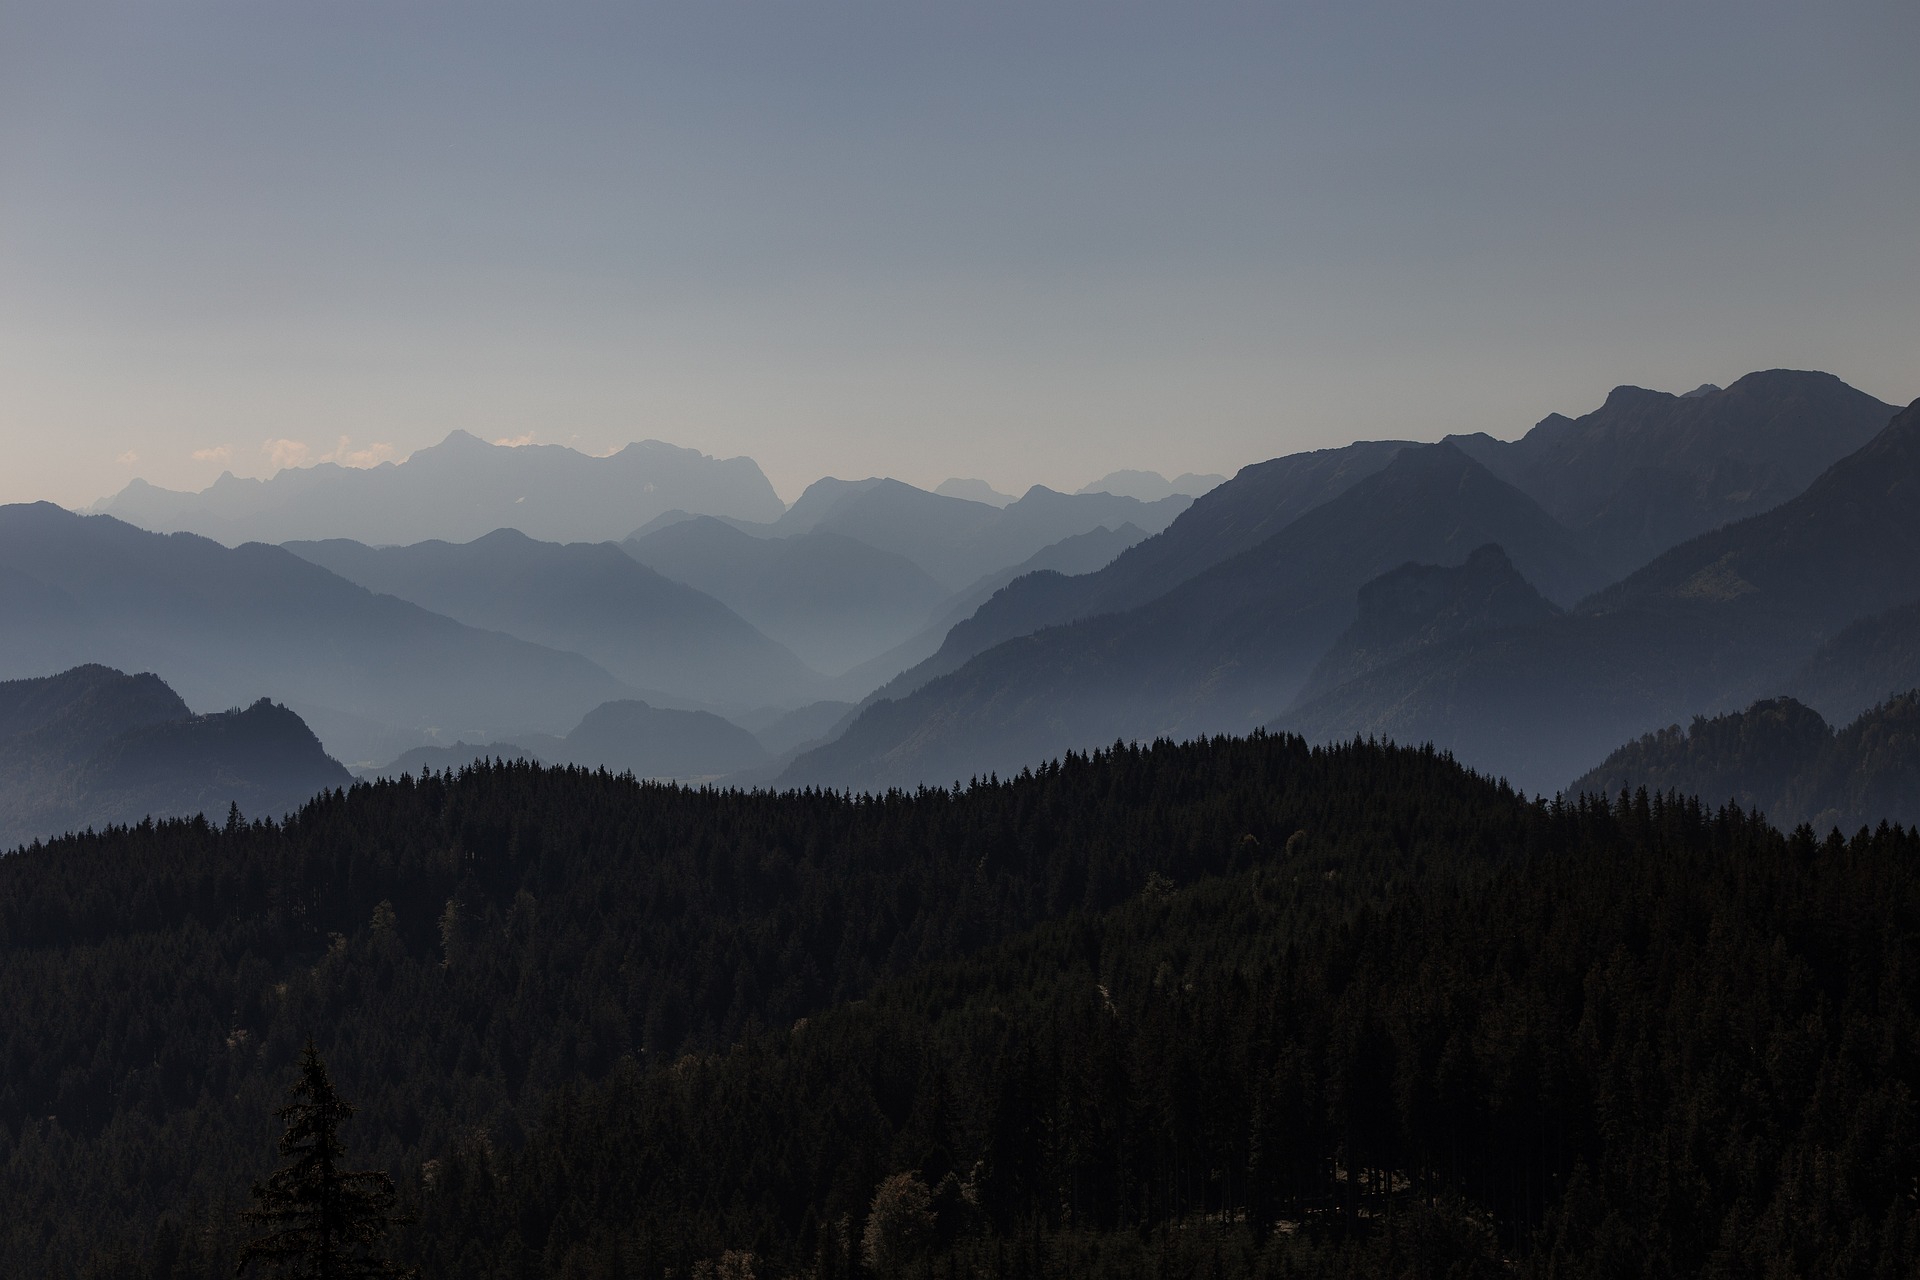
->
[1450,370,1896,577]
[764,478,1188,590]
[0,504,633,764]
[1077,469,1226,501]
[621,518,947,675]
[286,529,816,708]
[1569,692,1920,832]
[933,478,1014,506]
[784,442,1604,790]
[0,665,351,849]
[1284,395,1920,792]
[868,440,1417,704]
[828,521,1149,702]
[93,432,784,546]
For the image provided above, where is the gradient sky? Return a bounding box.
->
[2,1,1915,508]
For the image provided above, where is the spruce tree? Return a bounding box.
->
[237,1040,414,1278]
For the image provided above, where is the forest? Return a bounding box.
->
[2,734,1915,1277]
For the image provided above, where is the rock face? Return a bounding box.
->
[92,432,786,546]
[0,665,351,849]
[1568,692,1920,833]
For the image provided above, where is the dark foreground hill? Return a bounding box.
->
[0,665,351,849]
[3,735,1915,1277]
[1570,690,1920,830]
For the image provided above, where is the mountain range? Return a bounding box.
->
[0,503,633,764]
[92,431,784,546]
[0,664,350,849]
[286,529,818,709]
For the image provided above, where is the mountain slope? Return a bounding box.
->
[287,529,817,708]
[621,517,947,675]
[1569,692,1920,831]
[784,443,1602,790]
[1450,369,1896,576]
[772,477,1188,590]
[868,440,1417,703]
[0,665,350,848]
[0,504,633,763]
[1284,397,1920,792]
[1791,597,1920,724]
[93,432,784,545]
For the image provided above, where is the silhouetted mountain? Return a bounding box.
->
[0,665,350,848]
[1077,469,1226,500]
[1296,544,1560,704]
[535,700,768,780]
[874,441,1416,701]
[1284,398,1920,793]
[621,518,946,675]
[287,528,816,709]
[0,503,633,764]
[831,521,1149,703]
[933,477,1014,506]
[1569,692,1920,831]
[771,477,1188,590]
[93,432,784,545]
[1792,597,1920,724]
[1449,370,1896,576]
[785,443,1602,790]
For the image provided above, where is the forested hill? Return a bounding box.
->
[4,738,1916,1277]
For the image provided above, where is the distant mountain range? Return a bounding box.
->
[92,431,784,546]
[0,665,350,849]
[287,529,819,708]
[1570,691,1920,832]
[0,503,633,764]
[1076,469,1227,502]
[1449,369,1895,577]
[621,518,948,676]
[784,441,1605,791]
[1282,389,1920,792]
[782,371,1916,809]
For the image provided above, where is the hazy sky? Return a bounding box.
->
[2,1,1915,508]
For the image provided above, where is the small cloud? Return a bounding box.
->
[192,445,233,464]
[263,438,312,470]
[117,450,140,465]
[493,432,536,448]
[323,435,397,469]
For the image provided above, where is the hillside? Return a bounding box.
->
[0,665,350,848]
[2,736,1914,1277]
[1569,691,1920,831]
[92,431,785,545]
[0,503,633,764]
[287,529,817,709]
[1792,597,1920,723]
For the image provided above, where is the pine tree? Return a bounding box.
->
[237,1040,414,1278]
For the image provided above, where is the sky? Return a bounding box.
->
[1,1,1916,508]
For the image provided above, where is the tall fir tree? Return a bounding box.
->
[237,1041,413,1279]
